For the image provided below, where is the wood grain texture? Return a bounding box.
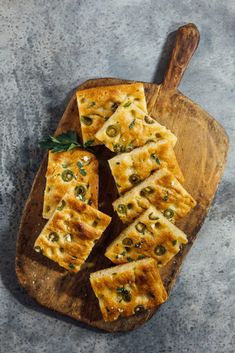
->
[15,24,229,332]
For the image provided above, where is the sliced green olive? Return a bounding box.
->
[125,144,134,152]
[69,263,76,270]
[135,222,146,234]
[111,102,119,112]
[134,305,145,314]
[106,125,119,137]
[137,254,146,260]
[162,192,169,202]
[34,246,42,253]
[57,200,66,211]
[127,257,133,262]
[75,185,87,200]
[140,186,155,197]
[129,174,141,185]
[122,237,133,246]
[148,212,159,220]
[48,232,59,242]
[81,116,93,126]
[117,204,127,214]
[127,203,133,209]
[116,287,132,302]
[151,153,161,165]
[113,144,122,153]
[154,245,166,256]
[172,240,177,246]
[61,169,74,182]
[144,115,155,124]
[163,208,174,219]
[88,101,96,108]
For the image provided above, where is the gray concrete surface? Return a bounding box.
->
[0,0,234,352]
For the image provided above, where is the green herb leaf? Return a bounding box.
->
[129,119,136,129]
[77,161,87,176]
[123,101,131,108]
[39,131,95,153]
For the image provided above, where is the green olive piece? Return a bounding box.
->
[134,305,145,314]
[74,185,87,200]
[69,263,76,270]
[154,245,166,256]
[129,174,141,185]
[113,144,123,153]
[106,125,119,137]
[81,116,93,126]
[140,186,155,197]
[34,245,42,253]
[148,212,159,220]
[116,287,132,302]
[117,204,127,214]
[122,237,133,246]
[48,232,59,242]
[135,222,146,234]
[125,144,134,152]
[144,115,155,124]
[61,169,74,182]
[163,208,174,219]
[111,102,119,112]
[57,200,66,211]
[172,240,177,246]
[127,203,133,209]
[137,254,146,260]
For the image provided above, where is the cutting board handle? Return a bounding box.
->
[163,23,200,90]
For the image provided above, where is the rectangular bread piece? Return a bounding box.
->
[35,193,111,273]
[95,101,177,152]
[108,140,184,194]
[113,168,196,224]
[43,149,98,219]
[90,258,168,321]
[105,206,188,267]
[76,83,147,145]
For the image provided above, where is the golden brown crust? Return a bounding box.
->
[43,149,98,219]
[35,193,111,273]
[108,140,184,194]
[95,101,177,151]
[105,206,188,266]
[76,83,147,145]
[90,258,168,321]
[113,168,196,223]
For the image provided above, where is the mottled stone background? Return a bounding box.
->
[0,0,234,352]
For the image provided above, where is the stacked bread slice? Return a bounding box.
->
[76,83,196,321]
[34,148,111,272]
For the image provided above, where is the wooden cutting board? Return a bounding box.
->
[15,24,229,332]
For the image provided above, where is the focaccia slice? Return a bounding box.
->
[108,140,184,194]
[113,168,196,224]
[105,206,188,267]
[35,193,111,273]
[90,258,168,321]
[95,101,177,152]
[76,83,147,145]
[43,149,98,219]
